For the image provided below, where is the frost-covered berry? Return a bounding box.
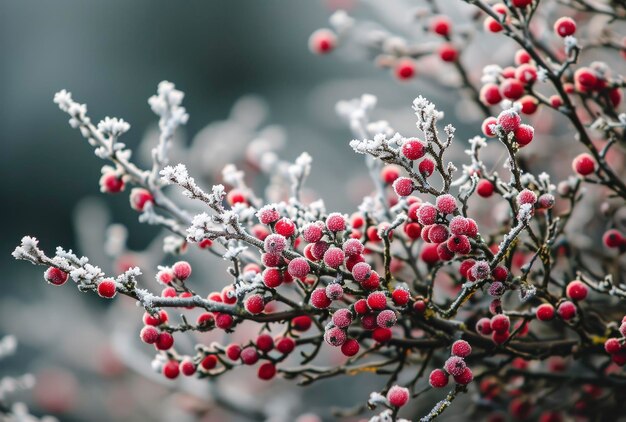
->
[144,310,168,326]
[447,235,471,255]
[367,291,387,310]
[419,158,435,176]
[377,310,397,328]
[99,172,125,193]
[342,238,363,257]
[429,369,449,388]
[215,313,234,329]
[309,28,336,54]
[492,266,508,282]
[97,279,117,298]
[311,241,330,260]
[465,218,478,238]
[276,337,296,355]
[196,312,214,328]
[459,259,475,279]
[311,288,331,309]
[402,138,426,160]
[429,224,449,244]
[326,283,344,301]
[323,247,345,268]
[537,194,555,209]
[437,243,455,261]
[258,362,276,380]
[302,222,324,243]
[288,257,310,279]
[386,385,409,408]
[140,326,159,344]
[352,262,372,282]
[240,347,259,365]
[497,109,521,133]
[326,213,346,232]
[163,360,180,379]
[536,303,555,321]
[488,282,505,297]
[436,194,457,214]
[572,153,596,176]
[395,58,416,80]
[470,261,490,281]
[354,299,369,314]
[172,261,192,280]
[451,340,472,358]
[393,177,414,197]
[515,64,537,84]
[444,356,467,376]
[130,188,154,212]
[514,124,534,146]
[604,338,621,354]
[566,280,588,301]
[575,67,597,89]
[263,268,284,288]
[341,338,360,356]
[155,332,174,350]
[453,367,473,385]
[421,243,440,264]
[557,301,577,320]
[480,83,502,105]
[257,205,280,225]
[491,314,510,334]
[501,78,524,100]
[477,180,495,197]
[362,270,381,291]
[264,234,288,254]
[418,203,437,225]
[44,267,69,286]
[226,189,246,205]
[325,326,347,347]
[476,317,493,335]
[180,360,196,376]
[275,218,296,237]
[392,288,410,306]
[554,17,576,37]
[449,216,468,235]
[332,309,353,328]
[245,294,265,314]
[517,189,537,206]
[482,117,498,137]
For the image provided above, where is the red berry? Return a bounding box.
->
[604,338,621,354]
[418,158,435,176]
[324,327,347,347]
[258,362,276,380]
[554,17,576,37]
[377,310,397,328]
[518,95,538,114]
[566,280,588,301]
[392,288,410,306]
[421,243,440,265]
[215,313,233,329]
[496,109,521,133]
[332,308,353,328]
[492,330,509,344]
[99,172,125,193]
[367,292,387,311]
[480,83,502,105]
[402,139,426,160]
[453,367,473,385]
[292,316,312,331]
[482,117,498,137]
[500,79,524,100]
[326,213,346,232]
[97,279,117,298]
[275,218,296,237]
[436,194,457,214]
[476,317,493,335]
[395,59,416,80]
[386,385,409,408]
[438,43,458,62]
[323,247,345,268]
[372,327,392,343]
[276,337,296,355]
[44,267,69,286]
[417,203,437,226]
[155,332,174,350]
[130,188,154,211]
[256,334,274,352]
[341,338,360,356]
[240,347,259,365]
[287,257,310,279]
[451,340,472,358]
[429,368,449,388]
[162,360,180,379]
[226,344,242,360]
[140,326,159,344]
[311,288,332,309]
[491,314,510,334]
[393,177,415,197]
[514,49,531,65]
[572,153,596,176]
[143,310,168,326]
[201,355,218,370]
[484,16,503,33]
[264,234,287,254]
[515,65,537,84]
[514,124,534,146]
[574,68,597,89]
[603,229,624,248]
[430,16,452,36]
[309,29,336,54]
[245,294,265,314]
[380,165,400,184]
[557,301,577,320]
[180,360,196,376]
[302,222,324,243]
[536,303,555,321]
[172,261,192,280]
[444,356,467,376]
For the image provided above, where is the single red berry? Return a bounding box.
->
[482,117,498,137]
[518,95,538,114]
[367,291,387,311]
[512,0,532,6]
[514,49,531,65]
[326,213,346,232]
[323,247,345,268]
[264,234,287,254]
[572,153,596,176]
[604,338,621,354]
[500,78,524,100]
[395,59,416,80]
[566,280,588,301]
[574,68,597,89]
[97,279,117,298]
[418,158,435,177]
[44,267,69,286]
[342,238,364,257]
[480,83,502,105]
[421,243,440,265]
[256,334,274,353]
[302,222,324,243]
[484,16,503,33]
[536,303,555,321]
[129,188,154,211]
[245,294,265,314]
[429,224,449,244]
[557,301,577,320]
[99,172,125,193]
[311,288,331,309]
[140,326,159,344]
[201,355,218,370]
[492,330,509,344]
[258,362,276,380]
[517,189,537,206]
[497,109,521,133]
[417,203,437,226]
[392,288,410,306]
[215,313,233,329]
[514,124,534,146]
[275,218,296,237]
[402,139,426,160]
[438,43,458,62]
[413,299,427,314]
[377,310,397,328]
[162,360,180,379]
[476,317,493,335]
[491,314,510,334]
[429,368,449,388]
[387,385,409,408]
[196,312,214,328]
[155,332,174,350]
[554,17,576,37]
[449,216,469,236]
[309,28,336,54]
[332,308,353,328]
[453,367,474,385]
[380,165,400,184]
[372,327,392,343]
[436,194,457,214]
[451,340,472,358]
[172,261,192,280]
[430,15,452,36]
[240,347,259,365]
[515,64,537,84]
[393,177,415,197]
[143,310,168,326]
[550,95,563,108]
[287,257,310,279]
[603,229,624,248]
[341,338,360,356]
[226,344,242,360]
[180,360,196,376]
[276,337,296,355]
[324,326,347,347]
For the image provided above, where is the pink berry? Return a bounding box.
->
[377,310,397,328]
[352,262,372,282]
[332,309,353,328]
[172,261,192,280]
[342,238,364,257]
[162,360,180,379]
[418,203,438,226]
[44,267,69,286]
[449,216,468,235]
[256,205,280,225]
[311,241,330,260]
[323,247,345,268]
[476,317,493,335]
[554,17,576,37]
[97,279,117,298]
[367,291,387,311]
[428,224,449,244]
[436,194,457,214]
[302,222,324,243]
[326,213,346,232]
[566,280,588,301]
[387,385,409,408]
[129,188,154,212]
[324,326,347,347]
[604,338,621,354]
[264,234,288,254]
[240,347,259,365]
[287,257,310,279]
[497,109,522,133]
[429,368,449,388]
[572,153,596,176]
[393,177,415,197]
[451,340,472,358]
[517,189,537,206]
[325,283,344,301]
[444,356,467,376]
